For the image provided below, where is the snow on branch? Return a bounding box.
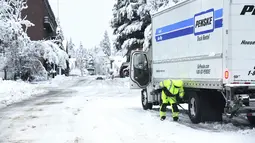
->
[117,23,129,33]
[152,0,185,15]
[126,2,139,20]
[121,38,144,50]
[28,41,69,69]
[143,24,152,52]
[121,20,143,36]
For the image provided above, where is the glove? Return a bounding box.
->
[150,90,156,95]
[176,95,183,104]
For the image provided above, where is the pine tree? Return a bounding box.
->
[100,31,111,56]
[148,0,170,11]
[76,42,87,76]
[67,38,75,58]
[143,0,180,52]
[55,18,65,50]
[111,0,151,62]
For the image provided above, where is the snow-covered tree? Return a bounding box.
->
[99,31,111,56]
[111,0,151,61]
[147,0,169,11]
[24,40,68,80]
[0,0,69,81]
[85,45,109,75]
[67,38,75,58]
[111,46,117,56]
[54,18,65,50]
[76,42,87,76]
[0,0,34,80]
[143,0,182,51]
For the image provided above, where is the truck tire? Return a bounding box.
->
[200,91,224,122]
[141,89,153,110]
[188,92,202,124]
[188,90,224,123]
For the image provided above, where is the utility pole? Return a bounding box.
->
[57,0,59,17]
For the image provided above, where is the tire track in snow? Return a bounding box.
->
[140,107,254,132]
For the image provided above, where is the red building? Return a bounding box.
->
[21,0,69,77]
[22,0,58,40]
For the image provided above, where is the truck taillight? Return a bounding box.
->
[224,70,229,79]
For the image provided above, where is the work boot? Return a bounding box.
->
[160,116,166,121]
[173,117,179,121]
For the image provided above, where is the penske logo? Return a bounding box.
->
[195,17,213,28]
[194,9,214,36]
[240,5,255,15]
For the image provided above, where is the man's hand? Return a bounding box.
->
[150,88,164,95]
[150,90,156,95]
[176,95,183,104]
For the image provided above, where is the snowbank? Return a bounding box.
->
[0,74,75,109]
[36,74,79,89]
[70,68,82,76]
[0,80,47,108]
[47,75,70,87]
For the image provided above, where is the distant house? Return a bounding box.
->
[21,0,58,40]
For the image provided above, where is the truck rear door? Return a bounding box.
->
[228,0,255,84]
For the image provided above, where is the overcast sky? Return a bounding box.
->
[49,0,115,49]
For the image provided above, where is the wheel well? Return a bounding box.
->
[183,88,226,109]
[185,88,226,122]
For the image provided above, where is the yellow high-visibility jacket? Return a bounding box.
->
[159,79,184,98]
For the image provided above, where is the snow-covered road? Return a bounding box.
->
[0,77,255,143]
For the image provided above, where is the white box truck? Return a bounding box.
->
[129,0,255,124]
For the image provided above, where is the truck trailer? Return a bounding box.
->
[129,0,255,124]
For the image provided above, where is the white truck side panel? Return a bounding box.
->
[227,0,255,83]
[152,0,224,82]
[153,58,223,79]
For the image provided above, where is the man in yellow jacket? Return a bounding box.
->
[151,79,184,121]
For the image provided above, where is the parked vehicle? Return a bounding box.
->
[119,62,129,78]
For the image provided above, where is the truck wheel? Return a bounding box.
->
[141,89,153,110]
[188,92,201,124]
[200,91,224,122]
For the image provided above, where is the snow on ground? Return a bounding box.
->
[0,77,255,143]
[0,75,75,109]
[69,68,81,76]
[0,80,47,108]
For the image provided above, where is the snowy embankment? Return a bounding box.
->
[0,75,74,108]
[0,80,46,108]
